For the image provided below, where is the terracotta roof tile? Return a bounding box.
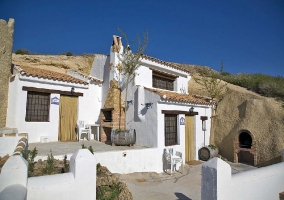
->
[16,65,88,85]
[141,54,190,73]
[144,87,213,105]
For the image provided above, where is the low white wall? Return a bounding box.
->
[0,132,27,157]
[0,137,19,157]
[27,149,96,200]
[94,148,165,174]
[0,155,28,196]
[0,149,97,200]
[202,157,284,200]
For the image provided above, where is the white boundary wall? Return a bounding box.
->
[202,157,284,200]
[0,149,96,200]
[94,148,165,174]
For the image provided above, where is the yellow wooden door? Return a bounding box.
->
[185,116,194,162]
[59,95,78,141]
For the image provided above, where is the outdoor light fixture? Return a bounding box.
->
[126,100,133,107]
[189,106,194,114]
[71,87,75,95]
[200,116,208,147]
[145,103,153,109]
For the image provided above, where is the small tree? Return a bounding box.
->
[115,28,148,130]
[192,67,227,102]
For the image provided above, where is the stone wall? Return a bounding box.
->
[0,19,14,127]
[100,80,125,142]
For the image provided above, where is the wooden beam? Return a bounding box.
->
[22,86,83,97]
[151,69,178,80]
[161,110,199,116]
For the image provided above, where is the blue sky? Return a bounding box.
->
[1,0,283,76]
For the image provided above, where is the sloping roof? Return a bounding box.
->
[144,87,213,105]
[68,70,103,83]
[15,65,88,85]
[141,54,190,74]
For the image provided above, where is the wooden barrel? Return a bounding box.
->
[198,146,219,161]
[111,129,136,146]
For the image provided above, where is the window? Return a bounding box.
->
[153,76,174,91]
[152,70,176,91]
[164,114,177,146]
[25,91,50,122]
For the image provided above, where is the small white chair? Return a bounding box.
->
[172,151,184,174]
[77,120,91,141]
[164,148,184,174]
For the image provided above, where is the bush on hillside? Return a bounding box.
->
[218,73,284,100]
[14,49,30,55]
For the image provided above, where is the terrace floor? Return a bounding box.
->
[28,140,146,160]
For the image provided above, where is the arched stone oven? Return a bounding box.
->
[234,130,257,166]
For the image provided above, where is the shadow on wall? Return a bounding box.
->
[218,129,236,162]
[257,155,282,167]
[134,89,149,122]
[175,192,192,200]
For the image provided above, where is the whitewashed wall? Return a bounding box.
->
[6,74,102,143]
[123,84,212,160]
[157,101,212,160]
[95,148,165,174]
[202,157,284,200]
[90,55,108,81]
[135,66,153,88]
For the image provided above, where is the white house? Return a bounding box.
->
[6,65,103,143]
[6,35,213,162]
[91,35,214,162]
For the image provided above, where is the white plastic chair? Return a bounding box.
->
[164,148,183,174]
[172,151,184,174]
[77,120,91,141]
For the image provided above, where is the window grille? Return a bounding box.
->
[25,91,50,122]
[165,114,177,146]
[152,75,174,91]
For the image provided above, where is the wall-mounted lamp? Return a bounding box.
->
[71,87,75,95]
[145,103,153,109]
[126,100,133,107]
[189,106,194,114]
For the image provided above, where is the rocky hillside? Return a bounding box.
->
[187,74,284,166]
[12,53,98,75]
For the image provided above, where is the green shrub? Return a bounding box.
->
[66,52,73,56]
[22,147,38,174]
[219,73,284,100]
[42,150,55,174]
[14,49,30,55]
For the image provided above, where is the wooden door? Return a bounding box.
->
[59,95,78,141]
[185,115,194,162]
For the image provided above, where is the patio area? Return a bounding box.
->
[28,140,146,160]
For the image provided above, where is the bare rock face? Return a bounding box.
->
[0,19,14,127]
[212,84,284,166]
[12,54,97,76]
